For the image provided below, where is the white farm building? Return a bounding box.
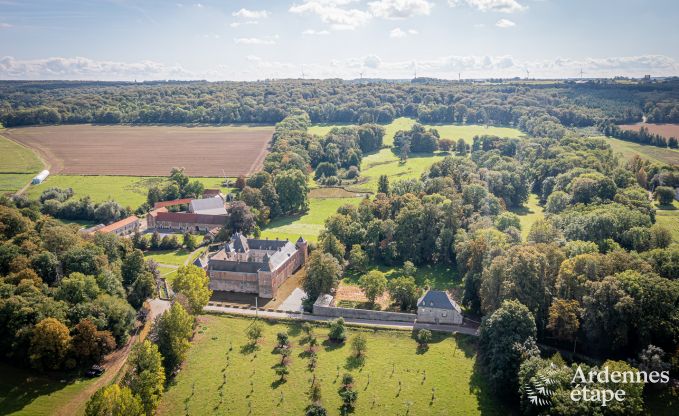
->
[32,170,49,185]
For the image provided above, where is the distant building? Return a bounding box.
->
[80,224,105,235]
[98,216,140,236]
[417,290,463,325]
[153,198,193,209]
[204,233,308,298]
[32,170,49,185]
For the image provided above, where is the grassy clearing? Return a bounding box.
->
[24,175,231,209]
[655,200,679,244]
[343,263,460,293]
[261,197,363,242]
[157,315,507,416]
[510,194,544,241]
[424,124,524,144]
[144,249,193,266]
[601,135,679,166]
[0,363,96,416]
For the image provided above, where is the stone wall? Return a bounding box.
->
[313,294,416,323]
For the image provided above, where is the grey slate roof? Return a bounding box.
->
[417,291,461,311]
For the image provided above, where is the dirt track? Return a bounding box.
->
[4,125,273,177]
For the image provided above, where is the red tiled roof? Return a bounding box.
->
[153,198,192,209]
[98,216,139,233]
[155,211,227,225]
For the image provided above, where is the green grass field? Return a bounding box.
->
[157,315,508,416]
[655,200,679,244]
[24,175,233,209]
[261,197,364,242]
[0,133,45,193]
[0,363,96,416]
[601,135,679,166]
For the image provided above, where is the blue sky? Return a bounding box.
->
[1,0,678,80]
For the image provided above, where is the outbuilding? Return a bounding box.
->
[32,170,49,184]
[417,290,463,325]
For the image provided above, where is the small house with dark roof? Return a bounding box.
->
[417,290,463,325]
[203,233,308,298]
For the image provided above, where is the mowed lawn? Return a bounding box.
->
[261,197,363,242]
[0,133,45,193]
[157,315,508,416]
[24,175,232,209]
[0,363,96,416]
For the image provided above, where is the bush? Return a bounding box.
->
[328,318,346,343]
[655,186,675,205]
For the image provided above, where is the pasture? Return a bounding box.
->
[261,197,363,242]
[0,133,44,193]
[4,124,273,176]
[24,175,233,208]
[157,315,506,416]
[0,363,96,416]
[655,200,679,244]
[601,135,679,166]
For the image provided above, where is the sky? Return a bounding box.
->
[1,0,679,81]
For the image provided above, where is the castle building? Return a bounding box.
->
[203,233,308,298]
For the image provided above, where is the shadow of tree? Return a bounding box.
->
[240,342,259,355]
[322,339,344,352]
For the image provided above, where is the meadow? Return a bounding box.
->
[510,194,544,241]
[24,175,233,209]
[0,363,96,416]
[0,133,45,193]
[157,314,508,416]
[601,135,679,166]
[655,200,679,244]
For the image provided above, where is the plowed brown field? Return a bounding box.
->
[4,124,272,176]
[618,122,679,139]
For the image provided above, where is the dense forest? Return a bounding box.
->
[2,79,679,137]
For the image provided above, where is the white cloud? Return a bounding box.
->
[234,35,279,45]
[232,8,269,19]
[0,56,194,81]
[2,54,677,81]
[289,1,372,30]
[303,29,331,35]
[193,3,203,8]
[449,0,526,13]
[389,27,418,38]
[368,0,433,19]
[0,23,12,29]
[495,18,515,28]
[230,21,259,28]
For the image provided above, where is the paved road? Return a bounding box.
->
[203,304,479,336]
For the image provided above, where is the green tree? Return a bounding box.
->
[171,265,212,315]
[478,300,537,396]
[125,340,165,416]
[274,168,309,214]
[317,231,346,264]
[127,270,155,309]
[29,317,72,370]
[358,270,387,307]
[387,276,420,311]
[154,302,194,374]
[377,175,389,195]
[85,384,144,416]
[547,298,582,345]
[328,318,347,343]
[655,186,675,205]
[416,329,432,348]
[303,251,342,306]
[182,232,196,251]
[351,334,367,357]
[122,249,146,287]
[456,138,467,155]
[338,373,358,413]
[348,244,368,273]
[246,321,263,345]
